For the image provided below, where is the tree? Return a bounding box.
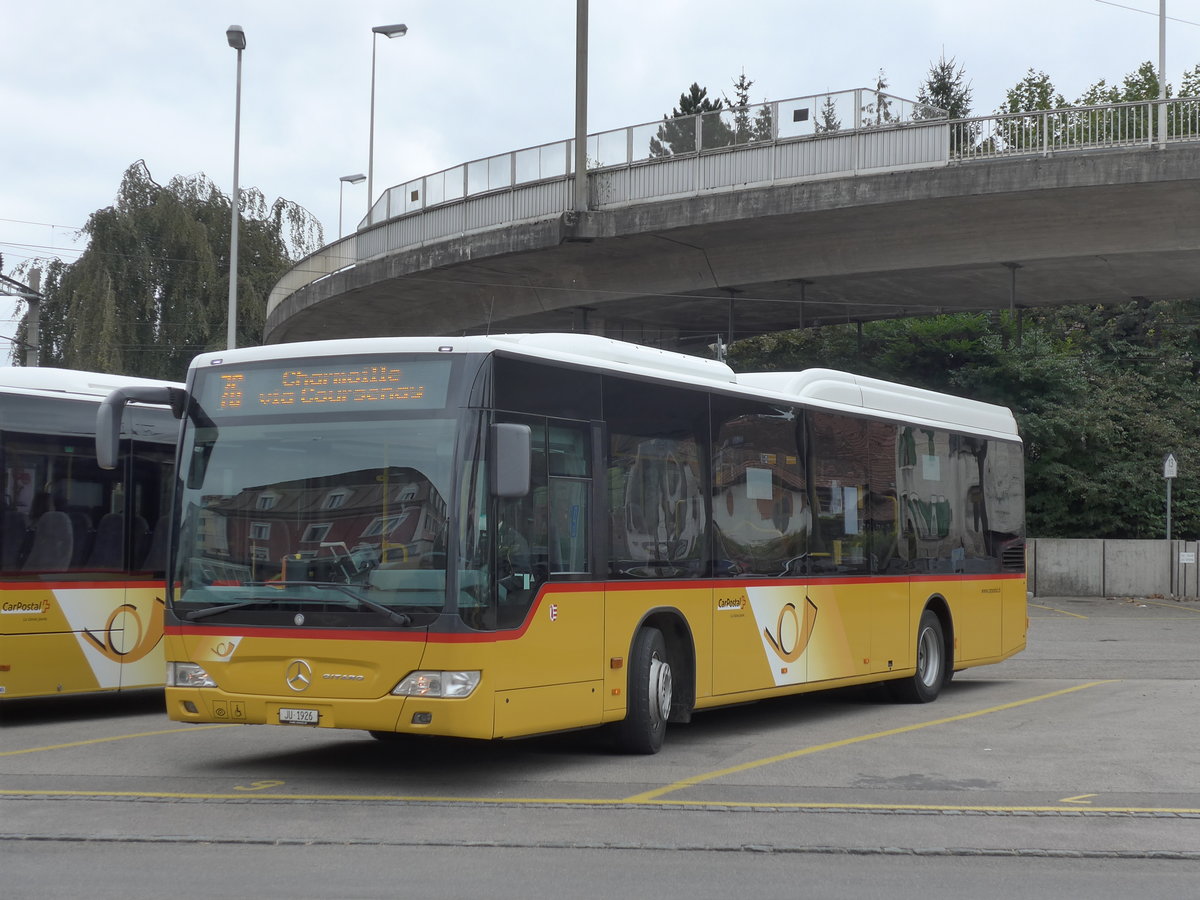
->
[861,69,893,127]
[916,56,973,119]
[1000,68,1066,114]
[995,69,1067,151]
[916,55,975,155]
[12,161,322,380]
[724,70,774,144]
[649,83,731,156]
[815,94,842,133]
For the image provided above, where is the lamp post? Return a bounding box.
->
[1157,0,1167,149]
[225,24,246,351]
[574,0,588,213]
[338,173,366,237]
[368,23,407,220]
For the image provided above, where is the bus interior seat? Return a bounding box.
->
[22,511,74,572]
[86,513,126,570]
[139,516,166,572]
[68,511,94,566]
[1,509,29,570]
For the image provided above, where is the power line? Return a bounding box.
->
[1092,0,1200,27]
[0,216,83,230]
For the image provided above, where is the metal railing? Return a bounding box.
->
[364,88,944,227]
[266,94,1200,323]
[952,97,1200,160]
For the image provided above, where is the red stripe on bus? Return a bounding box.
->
[0,579,166,590]
[166,571,1023,645]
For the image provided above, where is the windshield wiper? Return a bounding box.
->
[184,581,411,626]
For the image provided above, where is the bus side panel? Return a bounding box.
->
[1002,576,1029,658]
[714,583,805,694]
[2,631,103,698]
[909,575,1026,670]
[493,682,604,738]
[712,579,910,696]
[603,585,711,715]
[424,595,610,740]
[866,578,911,675]
[941,579,1003,664]
[490,587,604,692]
[0,583,166,699]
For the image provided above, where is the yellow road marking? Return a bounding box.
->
[234,780,285,792]
[0,724,233,757]
[625,681,1115,803]
[1029,603,1087,619]
[1,788,1198,817]
[1132,598,1200,614]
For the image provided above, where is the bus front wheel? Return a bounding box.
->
[889,609,946,703]
[613,627,672,754]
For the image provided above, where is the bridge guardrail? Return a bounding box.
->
[266,95,1200,323]
[953,97,1200,161]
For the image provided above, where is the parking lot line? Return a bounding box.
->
[0,724,233,757]
[1134,598,1200,614]
[623,681,1116,803]
[1029,603,1087,618]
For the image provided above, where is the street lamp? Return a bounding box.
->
[338,173,366,237]
[368,23,407,220]
[226,24,246,351]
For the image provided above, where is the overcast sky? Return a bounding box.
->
[1,0,1196,340]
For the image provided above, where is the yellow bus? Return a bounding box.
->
[98,334,1026,752]
[0,367,179,700]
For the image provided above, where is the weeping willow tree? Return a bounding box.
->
[13,160,323,380]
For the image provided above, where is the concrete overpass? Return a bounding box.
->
[264,92,1200,349]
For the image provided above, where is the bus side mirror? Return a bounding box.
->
[96,385,185,470]
[490,423,531,498]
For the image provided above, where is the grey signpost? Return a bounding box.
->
[1164,452,1178,540]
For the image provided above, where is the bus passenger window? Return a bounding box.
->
[605,377,707,580]
[711,399,808,577]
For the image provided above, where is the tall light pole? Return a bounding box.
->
[339,173,366,237]
[574,0,588,213]
[226,24,246,351]
[1158,0,1167,148]
[368,23,407,220]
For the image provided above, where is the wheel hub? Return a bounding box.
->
[649,655,672,722]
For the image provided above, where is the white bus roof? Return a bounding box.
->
[0,367,182,401]
[193,334,1019,441]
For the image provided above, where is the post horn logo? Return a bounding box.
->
[763,596,819,663]
[82,597,166,664]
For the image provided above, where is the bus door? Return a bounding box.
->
[490,416,603,735]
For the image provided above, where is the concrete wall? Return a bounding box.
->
[1027,538,1200,598]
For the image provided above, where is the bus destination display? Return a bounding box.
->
[199,359,452,414]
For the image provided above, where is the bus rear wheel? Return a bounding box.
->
[613,627,672,754]
[889,609,946,703]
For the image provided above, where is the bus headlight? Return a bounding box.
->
[168,661,218,688]
[390,670,480,698]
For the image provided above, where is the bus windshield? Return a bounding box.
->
[175,413,457,627]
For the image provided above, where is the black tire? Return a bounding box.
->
[612,627,672,754]
[367,730,408,742]
[889,609,946,703]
